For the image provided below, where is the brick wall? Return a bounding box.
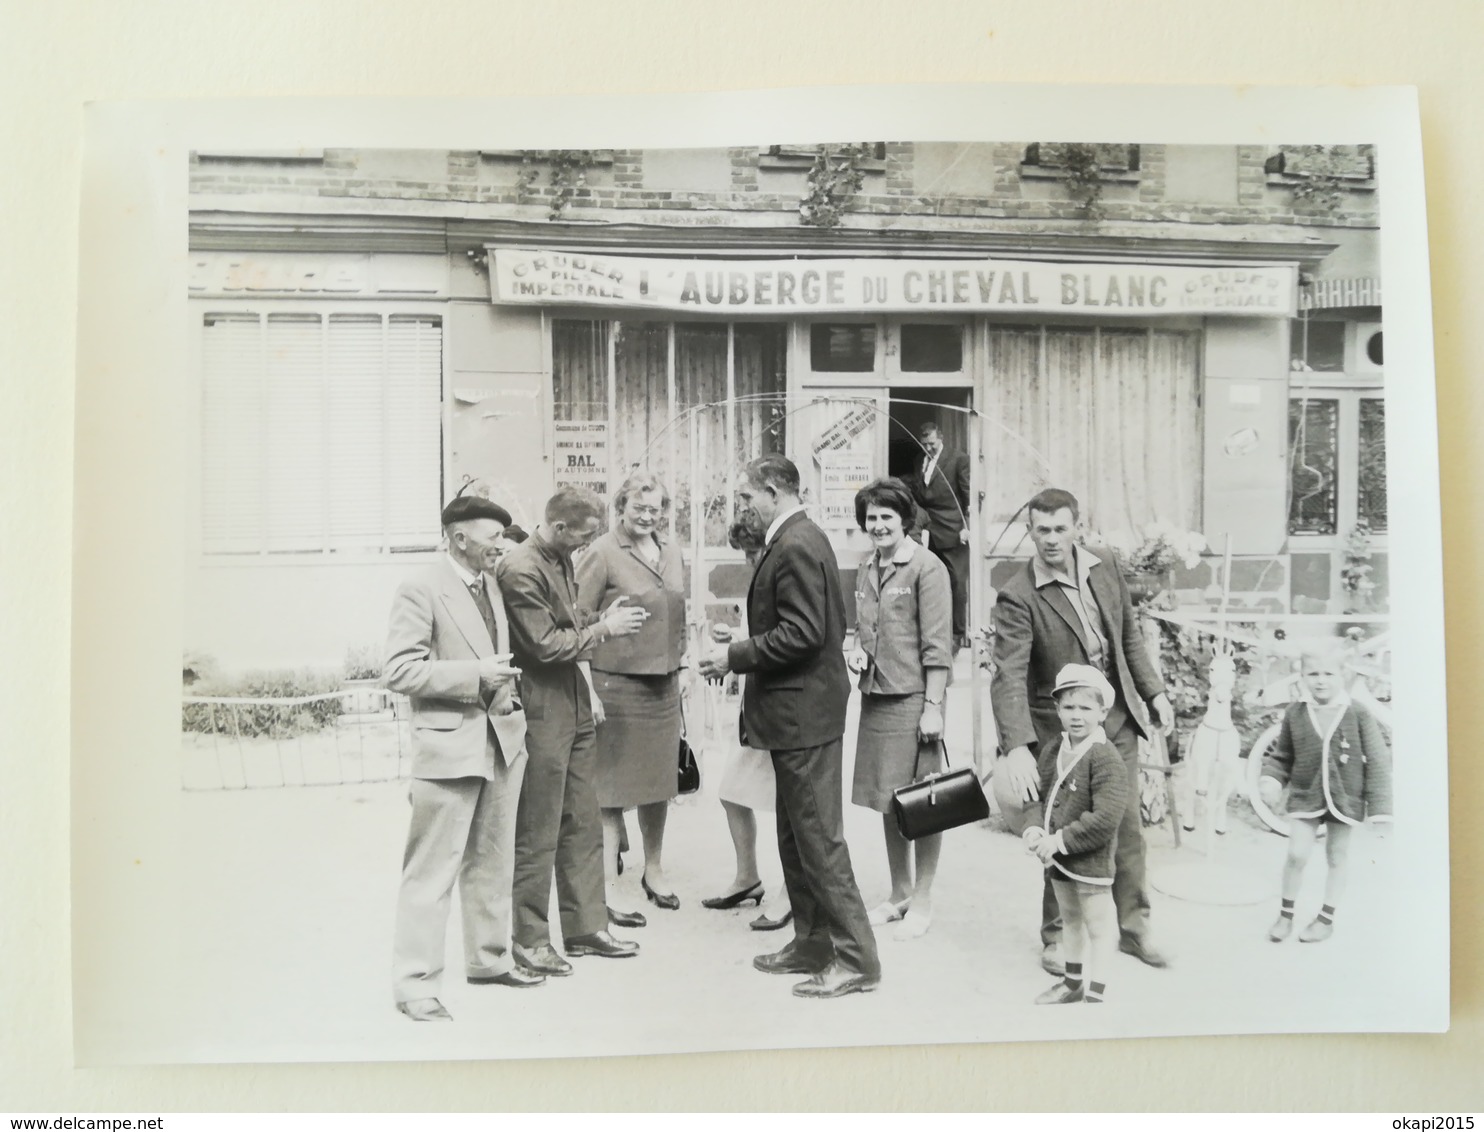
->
[188,144,1381,230]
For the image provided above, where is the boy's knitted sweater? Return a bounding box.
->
[1261,699,1392,825]
[1029,728,1130,884]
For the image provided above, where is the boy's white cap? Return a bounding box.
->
[1052,663,1116,708]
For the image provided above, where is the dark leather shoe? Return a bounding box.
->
[1034,980,1085,1005]
[566,930,640,958]
[513,943,573,977]
[1119,935,1170,968]
[468,967,546,989]
[396,997,452,1021]
[750,908,794,932]
[753,946,830,975]
[1040,942,1065,977]
[608,906,647,929]
[791,961,880,999]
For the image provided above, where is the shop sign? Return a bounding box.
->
[490,250,1296,317]
[553,420,609,496]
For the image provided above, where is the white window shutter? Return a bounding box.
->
[201,313,266,553]
[201,308,443,555]
[264,314,327,553]
[384,316,443,551]
[326,314,386,552]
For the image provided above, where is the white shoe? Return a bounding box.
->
[868,899,910,926]
[894,908,932,940]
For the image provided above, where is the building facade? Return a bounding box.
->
[186,143,1384,669]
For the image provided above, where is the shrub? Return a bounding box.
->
[343,643,383,681]
[182,667,346,738]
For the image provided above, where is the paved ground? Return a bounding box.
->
[167,661,1419,1065]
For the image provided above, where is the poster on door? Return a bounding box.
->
[553,420,609,497]
[817,450,876,528]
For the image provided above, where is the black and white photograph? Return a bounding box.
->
[71,85,1447,1066]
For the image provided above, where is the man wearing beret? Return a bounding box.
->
[384,495,544,1022]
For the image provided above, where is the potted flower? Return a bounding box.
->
[1102,522,1208,603]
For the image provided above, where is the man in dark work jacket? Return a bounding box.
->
[496,486,649,976]
[700,454,880,999]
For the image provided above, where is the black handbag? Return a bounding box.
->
[891,739,990,840]
[677,693,700,795]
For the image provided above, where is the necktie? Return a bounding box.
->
[470,578,499,652]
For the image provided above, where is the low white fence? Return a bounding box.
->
[180,686,413,791]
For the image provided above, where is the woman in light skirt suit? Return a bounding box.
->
[847,477,955,940]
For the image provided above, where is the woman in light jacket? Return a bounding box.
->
[848,477,955,940]
[576,472,688,926]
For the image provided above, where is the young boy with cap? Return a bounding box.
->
[1022,664,1131,1004]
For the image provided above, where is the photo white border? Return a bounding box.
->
[72,84,1446,1067]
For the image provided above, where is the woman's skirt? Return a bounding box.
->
[851,691,941,813]
[593,670,682,809]
[718,743,777,813]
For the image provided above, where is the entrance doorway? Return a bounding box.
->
[887,387,972,482]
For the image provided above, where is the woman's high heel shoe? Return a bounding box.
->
[701,881,764,910]
[750,908,794,932]
[642,875,680,911]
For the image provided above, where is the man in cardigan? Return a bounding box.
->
[990,488,1175,974]
[908,421,972,649]
[700,454,880,999]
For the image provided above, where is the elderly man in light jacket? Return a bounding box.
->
[385,494,546,1022]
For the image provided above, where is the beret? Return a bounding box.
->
[441,495,512,528]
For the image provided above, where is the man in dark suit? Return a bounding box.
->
[700,455,880,999]
[909,421,972,648]
[990,488,1174,974]
[384,495,545,1022]
[496,486,649,977]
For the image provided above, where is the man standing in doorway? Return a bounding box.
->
[990,488,1174,975]
[909,421,972,650]
[496,485,649,977]
[700,455,880,999]
[385,495,544,1022]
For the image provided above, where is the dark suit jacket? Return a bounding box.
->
[727,510,850,751]
[990,548,1165,753]
[909,447,971,550]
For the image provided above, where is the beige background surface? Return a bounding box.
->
[4,0,1481,1111]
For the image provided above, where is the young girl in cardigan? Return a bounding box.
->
[1023,664,1131,1004]
[1259,646,1393,942]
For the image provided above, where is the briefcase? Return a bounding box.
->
[891,741,990,840]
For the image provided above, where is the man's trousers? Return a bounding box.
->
[771,738,881,978]
[392,751,527,1004]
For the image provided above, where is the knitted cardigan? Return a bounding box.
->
[1261,699,1393,826]
[1029,730,1130,884]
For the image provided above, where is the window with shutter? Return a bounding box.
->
[200,309,443,555]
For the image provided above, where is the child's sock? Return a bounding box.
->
[1084,980,1106,1003]
[1063,961,1084,991]
[1279,898,1296,922]
[1317,903,1335,925]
